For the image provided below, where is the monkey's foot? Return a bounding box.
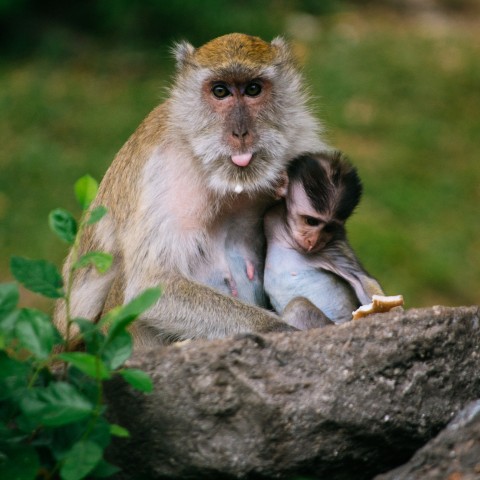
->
[352,294,404,320]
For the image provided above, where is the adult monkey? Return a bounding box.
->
[54,33,326,347]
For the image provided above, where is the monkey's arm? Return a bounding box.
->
[127,274,296,343]
[312,240,384,305]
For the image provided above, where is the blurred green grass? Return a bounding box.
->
[1,7,479,309]
[307,10,480,307]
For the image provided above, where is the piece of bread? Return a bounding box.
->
[352,294,404,320]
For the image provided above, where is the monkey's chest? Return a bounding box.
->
[191,232,268,308]
[264,245,357,323]
[224,245,268,307]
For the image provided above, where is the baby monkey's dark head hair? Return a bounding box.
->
[287,151,363,221]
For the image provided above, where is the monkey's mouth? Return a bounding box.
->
[229,152,255,193]
[212,150,281,196]
[231,153,253,167]
[294,236,323,255]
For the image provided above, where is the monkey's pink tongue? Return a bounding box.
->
[231,153,252,167]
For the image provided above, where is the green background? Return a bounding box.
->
[1,0,479,311]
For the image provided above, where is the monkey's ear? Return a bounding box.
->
[271,36,288,50]
[271,36,296,64]
[172,40,196,69]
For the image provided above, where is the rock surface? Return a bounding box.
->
[376,399,480,480]
[106,306,480,480]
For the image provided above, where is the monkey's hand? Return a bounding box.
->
[274,171,289,199]
[352,294,404,320]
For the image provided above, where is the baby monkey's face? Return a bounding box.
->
[285,181,344,254]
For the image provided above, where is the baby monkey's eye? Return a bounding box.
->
[245,82,262,97]
[212,84,231,99]
[304,216,321,227]
[323,223,337,233]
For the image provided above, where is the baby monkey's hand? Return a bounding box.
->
[274,171,289,199]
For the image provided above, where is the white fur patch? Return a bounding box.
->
[70,267,117,320]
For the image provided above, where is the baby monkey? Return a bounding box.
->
[264,151,385,328]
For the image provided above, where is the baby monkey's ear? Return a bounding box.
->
[274,171,289,199]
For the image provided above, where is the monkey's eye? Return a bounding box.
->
[245,82,262,97]
[323,223,336,233]
[212,84,230,99]
[304,216,321,227]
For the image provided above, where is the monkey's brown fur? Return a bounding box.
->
[54,34,326,347]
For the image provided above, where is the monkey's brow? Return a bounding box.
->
[207,65,270,82]
[304,214,338,225]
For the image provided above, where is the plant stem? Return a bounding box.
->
[81,356,104,441]
[28,359,51,388]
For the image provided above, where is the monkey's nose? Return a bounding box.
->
[232,129,249,139]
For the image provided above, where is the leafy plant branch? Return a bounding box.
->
[0,175,161,480]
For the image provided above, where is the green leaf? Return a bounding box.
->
[60,440,103,480]
[74,252,113,274]
[86,205,107,225]
[50,416,111,461]
[116,287,162,322]
[0,352,30,401]
[101,330,132,370]
[10,256,64,299]
[49,208,78,244]
[90,459,121,478]
[0,443,40,480]
[75,175,98,210]
[106,287,162,340]
[73,318,105,353]
[97,306,121,329]
[0,282,19,317]
[0,284,20,344]
[0,422,28,443]
[58,352,111,380]
[110,424,129,438]
[0,310,20,345]
[66,365,101,406]
[20,382,93,427]
[88,417,112,449]
[15,308,59,359]
[120,368,153,393]
[49,419,88,460]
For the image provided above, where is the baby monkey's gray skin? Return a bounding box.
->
[264,151,384,328]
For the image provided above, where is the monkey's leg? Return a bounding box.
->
[282,296,334,330]
[53,262,118,350]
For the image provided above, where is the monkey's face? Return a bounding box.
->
[171,72,299,196]
[286,182,343,254]
[169,34,323,197]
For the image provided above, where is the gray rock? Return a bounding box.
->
[105,306,480,479]
[375,399,480,480]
